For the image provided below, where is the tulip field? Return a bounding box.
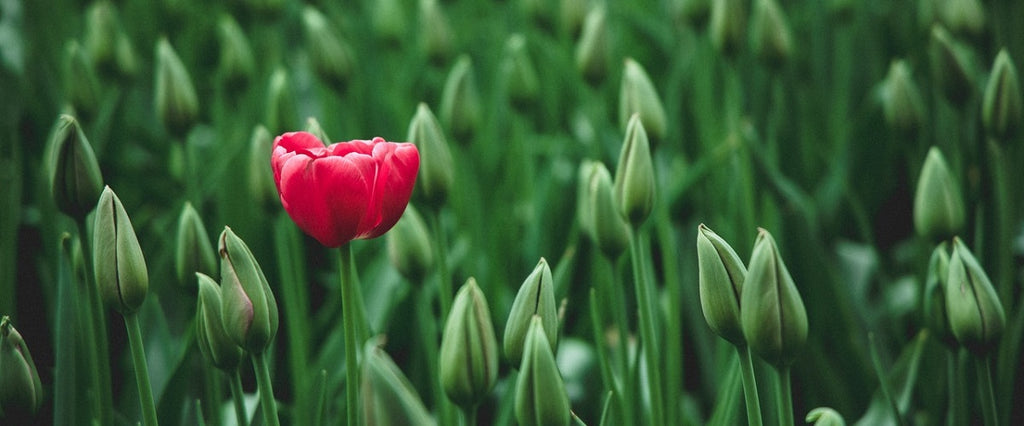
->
[3,0,1024,425]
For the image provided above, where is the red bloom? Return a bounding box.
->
[271,132,420,248]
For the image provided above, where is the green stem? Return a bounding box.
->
[253,351,281,426]
[737,346,764,426]
[339,244,361,426]
[588,288,618,424]
[605,255,634,423]
[947,351,959,426]
[629,231,663,426]
[975,356,998,426]
[776,366,793,426]
[124,313,159,426]
[417,285,455,426]
[76,217,113,425]
[202,358,223,426]
[463,404,478,426]
[54,235,79,426]
[229,370,247,426]
[430,210,453,320]
[655,212,683,426]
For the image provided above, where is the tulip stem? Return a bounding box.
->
[339,244,361,426]
[629,231,663,426]
[776,366,793,426]
[253,351,281,426]
[462,404,478,426]
[76,217,113,425]
[975,356,998,426]
[124,312,159,426]
[229,370,247,426]
[736,346,763,426]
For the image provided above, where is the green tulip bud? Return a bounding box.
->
[247,125,278,208]
[93,186,148,314]
[806,407,846,426]
[930,26,976,107]
[304,117,332,145]
[913,147,964,242]
[386,204,434,283]
[63,40,101,120]
[923,242,956,348]
[176,202,216,288]
[502,34,540,109]
[675,0,711,28]
[940,0,985,38]
[881,60,926,135]
[574,5,608,84]
[371,0,406,46]
[576,160,599,240]
[696,224,746,346]
[505,259,559,367]
[219,227,279,354]
[419,0,453,63]
[946,238,1005,356]
[217,14,256,91]
[440,55,482,142]
[741,228,807,368]
[559,0,587,38]
[440,278,498,408]
[750,0,793,69]
[710,0,746,57]
[83,1,120,77]
[619,58,667,141]
[407,103,454,204]
[195,273,244,371]
[302,6,354,92]
[981,50,1022,140]
[0,316,43,418]
[265,68,296,134]
[515,316,571,426]
[155,38,199,137]
[362,342,437,426]
[584,162,630,259]
[613,114,656,227]
[48,114,103,219]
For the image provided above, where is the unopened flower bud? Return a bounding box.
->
[710,0,746,57]
[559,0,587,38]
[217,15,256,91]
[613,114,655,227]
[806,407,846,426]
[0,316,43,418]
[247,125,277,207]
[946,238,1005,356]
[575,5,608,84]
[923,242,956,348]
[362,342,437,426]
[505,259,559,367]
[584,162,630,258]
[265,68,296,134]
[697,224,746,346]
[930,26,976,107]
[83,1,120,77]
[371,0,406,46]
[515,316,570,426]
[48,115,103,219]
[440,56,482,142]
[407,103,454,204]
[302,6,354,92]
[195,273,244,371]
[741,228,807,368]
[619,58,667,141]
[502,34,540,109]
[981,50,1022,141]
[155,38,199,137]
[881,60,926,135]
[419,0,453,63]
[93,186,149,314]
[750,0,792,69]
[176,202,216,287]
[913,147,964,242]
[440,278,498,408]
[387,204,434,282]
[219,227,279,354]
[940,0,985,38]
[675,0,711,28]
[63,41,101,120]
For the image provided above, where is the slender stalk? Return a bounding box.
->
[229,370,247,426]
[463,404,478,426]
[253,351,281,426]
[76,217,113,425]
[588,288,619,424]
[628,231,663,426]
[975,357,998,426]
[430,210,453,320]
[54,235,79,426]
[201,358,223,426]
[776,366,793,426]
[124,313,159,426]
[599,254,633,423]
[655,212,683,426]
[947,352,958,426]
[339,244,361,426]
[736,346,764,426]
[417,285,455,426]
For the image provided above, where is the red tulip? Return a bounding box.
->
[271,131,420,247]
